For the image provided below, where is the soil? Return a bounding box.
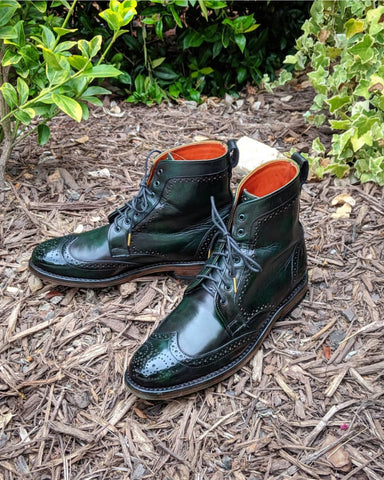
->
[0,83,383,480]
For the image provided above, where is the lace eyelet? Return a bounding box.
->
[224,284,231,291]
[134,212,139,218]
[154,180,160,187]
[157,168,164,175]
[238,228,245,236]
[219,297,228,305]
[234,256,241,264]
[239,213,246,221]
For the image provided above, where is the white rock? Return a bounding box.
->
[88,168,111,178]
[236,136,287,175]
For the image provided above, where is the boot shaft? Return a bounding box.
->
[111,140,239,261]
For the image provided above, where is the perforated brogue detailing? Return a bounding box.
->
[32,235,75,266]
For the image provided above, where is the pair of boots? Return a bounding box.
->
[29,140,308,400]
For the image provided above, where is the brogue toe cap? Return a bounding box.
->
[127,335,182,390]
[31,236,71,271]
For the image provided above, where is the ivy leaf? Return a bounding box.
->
[348,34,374,63]
[51,93,83,122]
[326,95,351,114]
[344,18,364,38]
[37,124,51,145]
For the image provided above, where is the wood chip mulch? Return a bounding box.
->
[0,84,383,480]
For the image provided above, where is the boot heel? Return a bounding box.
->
[172,264,203,282]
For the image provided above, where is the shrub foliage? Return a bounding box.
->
[73,1,309,104]
[265,0,384,185]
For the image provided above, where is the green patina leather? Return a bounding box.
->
[125,153,309,400]
[29,141,238,287]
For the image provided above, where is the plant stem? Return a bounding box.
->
[97,31,119,66]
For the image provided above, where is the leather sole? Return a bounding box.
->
[125,275,308,400]
[28,260,204,288]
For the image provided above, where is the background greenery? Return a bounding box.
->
[71,0,310,104]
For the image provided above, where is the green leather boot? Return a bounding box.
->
[29,141,238,287]
[125,153,308,399]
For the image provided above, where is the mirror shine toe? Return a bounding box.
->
[125,153,309,400]
[29,140,238,287]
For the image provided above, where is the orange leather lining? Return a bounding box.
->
[148,141,227,184]
[156,142,227,162]
[240,160,298,198]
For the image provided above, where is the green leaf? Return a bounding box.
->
[16,77,29,104]
[68,55,89,70]
[81,96,103,106]
[37,124,50,145]
[51,93,83,122]
[54,41,77,53]
[89,36,102,58]
[47,66,70,86]
[0,82,18,108]
[2,49,22,66]
[0,1,21,28]
[19,45,40,68]
[324,163,350,178]
[84,64,122,78]
[32,1,47,13]
[348,34,374,63]
[0,26,17,39]
[39,46,62,70]
[53,27,78,37]
[170,4,182,28]
[329,119,351,130]
[40,25,56,50]
[77,39,90,58]
[234,33,246,53]
[326,95,351,114]
[344,18,364,38]
[198,0,208,20]
[152,57,166,69]
[237,67,247,83]
[312,137,326,153]
[14,108,35,125]
[99,10,120,31]
[79,101,89,121]
[82,86,111,96]
[183,30,204,48]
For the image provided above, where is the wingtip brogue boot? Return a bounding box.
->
[125,153,309,400]
[29,140,239,287]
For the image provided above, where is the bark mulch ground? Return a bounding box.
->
[0,84,383,480]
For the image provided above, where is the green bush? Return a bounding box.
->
[0,0,136,189]
[72,1,310,104]
[265,0,384,185]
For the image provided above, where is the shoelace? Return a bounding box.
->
[113,149,162,246]
[197,197,262,303]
